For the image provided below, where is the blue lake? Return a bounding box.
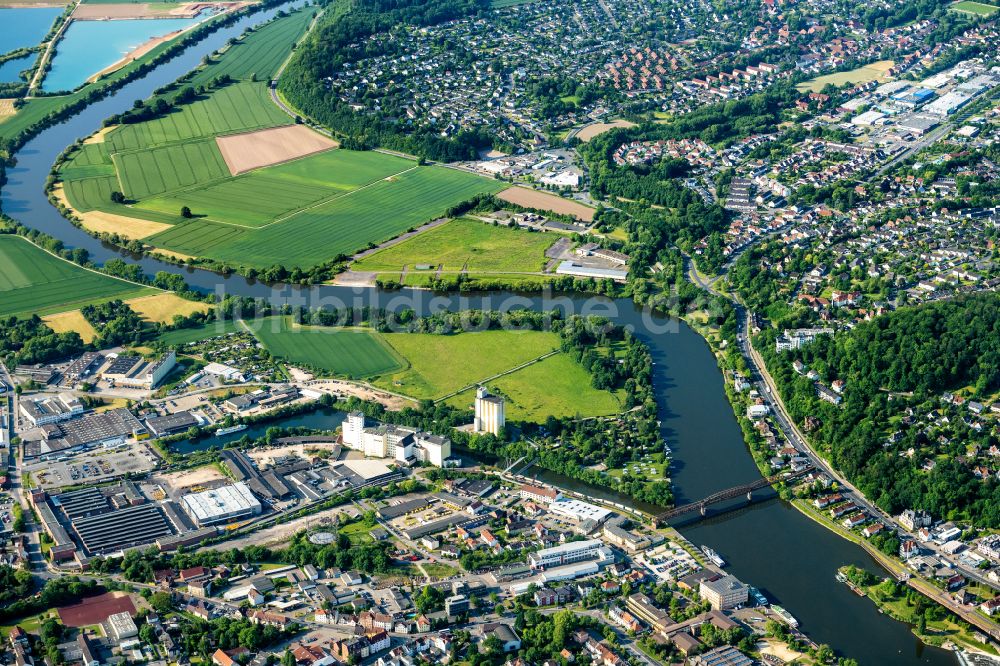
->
[0,54,35,83]
[0,6,62,54]
[43,17,200,92]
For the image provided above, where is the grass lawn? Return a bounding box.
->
[423,562,460,577]
[0,610,54,638]
[373,329,561,400]
[865,583,999,653]
[352,217,556,276]
[339,520,374,545]
[950,0,999,14]
[250,317,404,378]
[606,452,669,481]
[797,60,895,92]
[445,352,622,421]
[154,319,241,346]
[0,235,151,317]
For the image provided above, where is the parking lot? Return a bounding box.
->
[25,444,158,490]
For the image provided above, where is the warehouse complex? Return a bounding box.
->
[180,482,263,526]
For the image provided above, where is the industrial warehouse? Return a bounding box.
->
[180,483,263,526]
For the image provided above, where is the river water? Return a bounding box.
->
[0,9,956,663]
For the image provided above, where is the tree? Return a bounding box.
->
[110,191,126,204]
[181,206,193,218]
[281,649,296,666]
[482,635,503,656]
[139,622,157,645]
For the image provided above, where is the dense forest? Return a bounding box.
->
[278,0,494,160]
[760,293,1000,526]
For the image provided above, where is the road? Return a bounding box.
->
[1,362,46,571]
[680,252,1000,640]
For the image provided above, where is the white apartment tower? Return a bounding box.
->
[474,386,505,436]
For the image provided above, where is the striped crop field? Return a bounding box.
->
[115,138,231,200]
[250,317,405,377]
[54,10,504,272]
[136,149,414,228]
[188,8,315,85]
[0,235,150,317]
[106,82,290,153]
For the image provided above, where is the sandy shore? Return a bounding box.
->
[52,184,171,240]
[86,30,183,83]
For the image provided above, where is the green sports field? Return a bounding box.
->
[250,317,404,377]
[949,0,998,14]
[352,217,556,277]
[0,235,150,317]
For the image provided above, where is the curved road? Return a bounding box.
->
[683,254,1000,641]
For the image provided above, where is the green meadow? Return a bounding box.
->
[352,217,557,277]
[251,317,404,377]
[0,235,150,317]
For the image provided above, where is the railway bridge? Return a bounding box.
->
[654,467,814,526]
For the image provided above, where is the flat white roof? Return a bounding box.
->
[533,538,604,559]
[181,482,261,522]
[340,459,393,480]
[549,498,613,522]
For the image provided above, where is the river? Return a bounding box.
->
[0,9,957,663]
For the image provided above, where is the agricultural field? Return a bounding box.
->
[216,124,337,175]
[444,353,622,421]
[115,138,231,199]
[143,162,503,268]
[496,186,595,221]
[105,81,290,153]
[136,148,413,227]
[42,310,99,343]
[949,0,999,14]
[0,235,151,317]
[125,292,210,323]
[53,4,503,271]
[186,6,314,84]
[250,317,404,378]
[351,217,556,277]
[373,329,561,400]
[797,60,895,92]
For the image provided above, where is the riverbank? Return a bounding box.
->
[680,262,1000,656]
[838,565,999,656]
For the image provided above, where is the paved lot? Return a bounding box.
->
[25,443,157,490]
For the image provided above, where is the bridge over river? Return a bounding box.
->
[654,466,814,525]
